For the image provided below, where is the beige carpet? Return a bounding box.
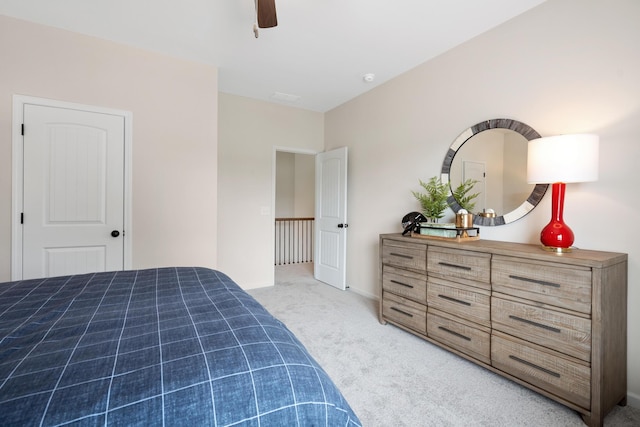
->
[247,263,640,427]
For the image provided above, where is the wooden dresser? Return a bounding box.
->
[379,233,627,427]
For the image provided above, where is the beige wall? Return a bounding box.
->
[275,152,315,218]
[218,93,323,289]
[293,153,315,217]
[275,152,296,217]
[0,15,218,279]
[326,0,640,406]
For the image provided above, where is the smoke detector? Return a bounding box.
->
[362,73,375,83]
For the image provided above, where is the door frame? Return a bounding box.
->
[271,146,319,284]
[11,95,133,280]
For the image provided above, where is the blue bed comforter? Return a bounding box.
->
[0,267,361,426]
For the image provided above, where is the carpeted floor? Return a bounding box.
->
[247,263,640,427]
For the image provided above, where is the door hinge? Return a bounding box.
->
[21,124,24,136]
[21,213,24,224]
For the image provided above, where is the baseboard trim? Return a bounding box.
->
[627,391,640,409]
[348,286,378,301]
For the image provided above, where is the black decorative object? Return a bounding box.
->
[401,212,427,235]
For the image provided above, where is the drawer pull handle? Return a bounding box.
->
[391,279,414,289]
[438,294,471,306]
[438,326,471,341]
[390,252,414,260]
[438,262,471,271]
[508,275,560,288]
[390,306,413,318]
[509,315,561,333]
[508,355,561,378]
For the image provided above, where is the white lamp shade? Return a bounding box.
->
[527,134,599,184]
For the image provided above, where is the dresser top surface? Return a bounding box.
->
[380,233,627,269]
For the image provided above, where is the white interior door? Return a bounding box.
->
[21,104,126,279]
[314,147,348,290]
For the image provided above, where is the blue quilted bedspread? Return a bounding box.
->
[0,267,361,426]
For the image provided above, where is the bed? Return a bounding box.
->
[0,267,361,426]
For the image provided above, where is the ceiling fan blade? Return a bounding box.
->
[257,0,278,28]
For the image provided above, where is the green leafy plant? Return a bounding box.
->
[412,177,449,222]
[451,179,480,213]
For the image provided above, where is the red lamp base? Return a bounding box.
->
[540,221,574,253]
[540,183,574,253]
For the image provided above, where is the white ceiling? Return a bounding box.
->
[0,0,546,112]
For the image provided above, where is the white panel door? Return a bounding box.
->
[22,104,125,279]
[463,160,486,212]
[314,147,348,290]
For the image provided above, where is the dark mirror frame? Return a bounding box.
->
[441,118,548,226]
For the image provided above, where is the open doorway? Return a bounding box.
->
[274,150,315,282]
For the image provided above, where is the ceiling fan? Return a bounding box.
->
[253,0,277,38]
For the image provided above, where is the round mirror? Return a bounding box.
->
[441,118,548,226]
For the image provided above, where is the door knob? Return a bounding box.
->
[338,224,348,228]
[111,230,120,238]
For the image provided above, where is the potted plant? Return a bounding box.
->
[451,178,479,228]
[451,178,479,213]
[411,177,449,223]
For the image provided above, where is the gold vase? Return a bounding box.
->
[455,213,474,228]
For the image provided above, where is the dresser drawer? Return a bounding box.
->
[427,246,490,285]
[427,310,490,364]
[492,255,592,313]
[427,277,490,328]
[382,240,427,272]
[382,292,427,335]
[492,296,591,362]
[382,265,427,303]
[492,333,591,410]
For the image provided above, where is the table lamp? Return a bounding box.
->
[527,134,599,252]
